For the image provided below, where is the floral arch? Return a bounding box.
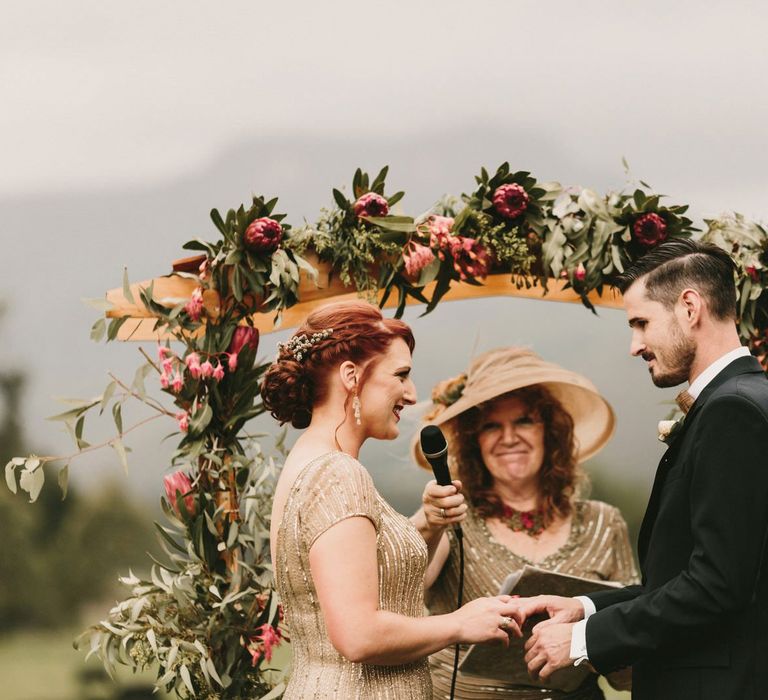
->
[5,164,767,699]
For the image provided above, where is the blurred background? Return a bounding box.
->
[1,1,766,698]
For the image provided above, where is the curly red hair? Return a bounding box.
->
[260,300,414,429]
[448,385,584,524]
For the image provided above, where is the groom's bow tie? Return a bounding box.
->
[675,389,695,415]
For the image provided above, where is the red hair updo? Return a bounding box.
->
[260,300,415,429]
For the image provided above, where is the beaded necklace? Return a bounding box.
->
[499,503,546,537]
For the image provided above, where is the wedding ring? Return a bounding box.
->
[499,616,513,630]
[440,507,447,519]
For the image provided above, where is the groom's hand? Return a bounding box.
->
[524,622,576,680]
[515,595,585,627]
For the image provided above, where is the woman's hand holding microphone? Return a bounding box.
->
[421,479,468,531]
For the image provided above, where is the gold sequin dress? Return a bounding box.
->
[275,452,433,699]
[426,501,639,700]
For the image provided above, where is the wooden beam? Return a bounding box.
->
[105,263,623,341]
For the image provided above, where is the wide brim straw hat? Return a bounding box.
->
[412,347,615,469]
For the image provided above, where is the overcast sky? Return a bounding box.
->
[1,0,766,512]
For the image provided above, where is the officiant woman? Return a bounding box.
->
[411,348,639,699]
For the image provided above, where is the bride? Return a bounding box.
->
[262,300,521,699]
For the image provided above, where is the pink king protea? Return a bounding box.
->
[244,217,283,254]
[353,192,389,219]
[492,183,530,220]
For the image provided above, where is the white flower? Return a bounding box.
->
[657,419,680,443]
[552,192,580,219]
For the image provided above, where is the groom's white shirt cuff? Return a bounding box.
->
[569,596,596,663]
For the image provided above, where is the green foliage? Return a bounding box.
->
[287,167,410,298]
[288,208,403,297]
[702,213,768,349]
[77,444,286,699]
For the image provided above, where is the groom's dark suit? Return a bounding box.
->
[584,355,768,700]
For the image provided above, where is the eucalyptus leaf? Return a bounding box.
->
[189,403,213,436]
[111,438,129,474]
[226,521,239,548]
[132,362,153,398]
[122,268,136,305]
[146,628,158,654]
[100,381,117,415]
[90,318,107,342]
[205,657,224,687]
[294,253,319,284]
[112,402,123,435]
[610,243,625,273]
[232,265,243,302]
[180,664,195,695]
[106,316,129,341]
[417,258,440,287]
[25,457,41,471]
[19,466,45,503]
[58,463,69,499]
[82,297,116,312]
[362,216,416,233]
[5,460,17,494]
[155,523,187,554]
[182,238,215,253]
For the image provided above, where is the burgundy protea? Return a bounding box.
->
[164,471,195,516]
[448,236,491,281]
[353,192,389,219]
[403,241,436,279]
[633,212,668,247]
[426,215,453,237]
[423,215,455,255]
[492,183,530,220]
[230,326,260,355]
[244,217,283,253]
[225,326,259,373]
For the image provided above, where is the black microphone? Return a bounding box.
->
[420,425,462,540]
[420,424,452,486]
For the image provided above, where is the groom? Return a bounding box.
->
[520,239,768,699]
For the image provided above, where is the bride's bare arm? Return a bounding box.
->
[410,510,451,588]
[309,516,519,665]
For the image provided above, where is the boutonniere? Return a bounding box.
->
[657,411,685,444]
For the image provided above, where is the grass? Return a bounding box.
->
[0,627,168,700]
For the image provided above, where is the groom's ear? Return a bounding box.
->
[678,288,703,327]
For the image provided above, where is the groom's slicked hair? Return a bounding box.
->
[616,238,737,321]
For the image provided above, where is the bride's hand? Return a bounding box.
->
[421,479,467,531]
[453,595,523,646]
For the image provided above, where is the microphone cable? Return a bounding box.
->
[419,425,465,700]
[449,525,464,700]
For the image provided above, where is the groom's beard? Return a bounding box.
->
[644,322,696,388]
